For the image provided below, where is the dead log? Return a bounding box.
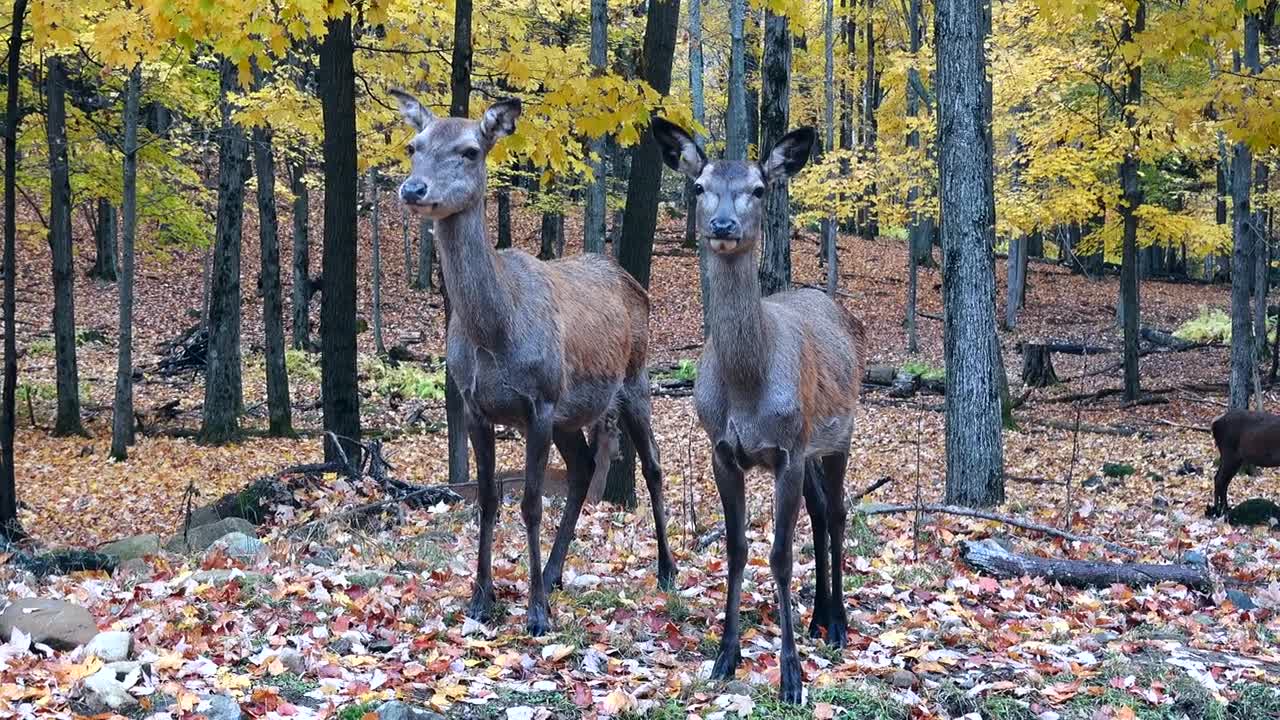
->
[1021,344,1060,388]
[856,503,1138,556]
[960,538,1210,590]
[1018,341,1112,355]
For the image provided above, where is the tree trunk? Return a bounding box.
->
[961,539,1210,591]
[859,0,879,238]
[201,58,247,444]
[253,115,293,437]
[1252,164,1269,370]
[46,55,84,437]
[415,218,435,290]
[319,13,362,466]
[1117,1,1145,404]
[539,206,564,260]
[1021,345,1059,388]
[90,198,118,282]
[1004,234,1027,330]
[496,188,512,250]
[726,0,748,161]
[610,0,681,507]
[758,9,792,297]
[585,0,609,255]
[369,172,387,356]
[936,0,1004,508]
[1229,14,1260,411]
[401,206,414,284]
[290,162,312,351]
[823,0,838,296]
[110,66,140,461]
[450,0,473,118]
[1,0,28,538]
[745,8,761,151]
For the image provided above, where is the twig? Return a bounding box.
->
[851,475,894,502]
[1149,418,1211,434]
[1064,338,1088,530]
[855,502,1139,557]
[1026,417,1149,437]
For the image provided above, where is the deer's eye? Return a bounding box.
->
[693,183,704,196]
[461,147,479,161]
[405,144,415,157]
[751,186,765,198]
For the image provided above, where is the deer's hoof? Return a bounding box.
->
[807,614,823,640]
[710,641,741,680]
[778,653,803,704]
[826,607,848,650]
[467,586,495,621]
[657,559,678,592]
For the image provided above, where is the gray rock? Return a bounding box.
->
[724,680,752,696]
[79,664,141,713]
[85,631,133,662]
[114,558,153,584]
[200,693,243,720]
[1152,495,1170,511]
[97,534,160,562]
[279,649,306,675]
[165,517,257,554]
[376,700,446,720]
[889,669,918,689]
[1182,550,1207,566]
[1226,589,1258,610]
[1082,476,1104,490]
[207,532,267,564]
[0,597,97,650]
[191,569,268,587]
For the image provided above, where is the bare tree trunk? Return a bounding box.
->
[90,198,118,282]
[823,0,837,296]
[859,0,879,238]
[758,9,792,297]
[253,112,293,437]
[1004,234,1027,331]
[937,0,1004,507]
[201,59,247,444]
[1118,1,1145,403]
[110,66,140,461]
[369,172,387,355]
[319,12,362,465]
[905,0,924,352]
[290,162,312,350]
[401,206,413,283]
[1,0,28,538]
[446,0,475,487]
[1253,163,1269,373]
[415,218,434,290]
[726,0,748,161]
[496,189,512,250]
[585,0,609,255]
[46,55,84,437]
[1230,15,1260,411]
[745,9,761,152]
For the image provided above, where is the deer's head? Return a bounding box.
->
[390,90,521,219]
[653,118,815,256]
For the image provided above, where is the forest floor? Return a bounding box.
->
[3,193,1280,719]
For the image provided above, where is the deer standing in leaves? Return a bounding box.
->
[1206,409,1280,518]
[391,91,677,636]
[653,118,865,703]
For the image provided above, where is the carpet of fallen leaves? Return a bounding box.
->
[3,193,1280,719]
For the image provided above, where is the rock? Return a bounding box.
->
[206,532,267,564]
[114,558,153,585]
[1091,630,1120,645]
[569,573,602,589]
[376,700,446,720]
[78,663,141,713]
[85,631,133,662]
[97,534,160,562]
[724,680,752,696]
[1226,589,1258,611]
[0,597,97,650]
[1152,495,1171,511]
[1082,476,1104,491]
[1182,550,1207,566]
[191,569,268,587]
[199,693,243,720]
[165,517,257,554]
[1226,498,1280,528]
[328,637,354,656]
[1177,459,1201,476]
[279,649,306,675]
[889,669,918,689]
[190,477,299,527]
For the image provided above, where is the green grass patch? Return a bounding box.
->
[749,682,907,719]
[846,513,879,558]
[366,357,445,401]
[655,359,697,383]
[445,690,578,720]
[1174,306,1276,345]
[573,588,631,612]
[1102,462,1135,479]
[336,702,378,720]
[1229,682,1280,720]
[285,349,322,383]
[900,360,944,382]
[26,339,54,357]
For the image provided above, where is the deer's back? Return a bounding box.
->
[1213,410,1280,467]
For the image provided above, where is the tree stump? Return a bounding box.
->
[1021,344,1059,387]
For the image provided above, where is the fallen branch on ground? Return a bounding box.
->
[1025,417,1149,437]
[855,502,1138,556]
[960,538,1209,590]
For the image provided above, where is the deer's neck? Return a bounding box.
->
[706,245,768,384]
[434,200,511,349]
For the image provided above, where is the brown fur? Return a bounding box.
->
[541,255,646,381]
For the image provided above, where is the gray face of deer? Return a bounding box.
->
[391,90,521,220]
[652,117,815,256]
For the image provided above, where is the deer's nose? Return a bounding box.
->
[709,217,739,238]
[400,178,428,204]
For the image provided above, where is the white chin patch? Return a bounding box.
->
[710,239,738,253]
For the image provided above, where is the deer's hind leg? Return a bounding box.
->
[820,451,850,648]
[803,459,830,640]
[542,427,596,590]
[1208,457,1241,519]
[466,411,498,622]
[618,376,678,589]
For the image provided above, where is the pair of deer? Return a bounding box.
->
[392,91,864,704]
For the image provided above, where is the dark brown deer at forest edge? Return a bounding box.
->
[1207,409,1280,518]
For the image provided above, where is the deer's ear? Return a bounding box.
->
[479,98,521,147]
[652,117,706,179]
[760,127,816,183]
[390,89,434,131]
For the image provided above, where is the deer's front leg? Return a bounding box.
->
[467,412,498,621]
[771,457,806,704]
[522,402,555,636]
[710,442,747,681]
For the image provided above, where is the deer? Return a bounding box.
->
[390,90,677,636]
[652,118,865,704]
[1206,409,1280,518]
